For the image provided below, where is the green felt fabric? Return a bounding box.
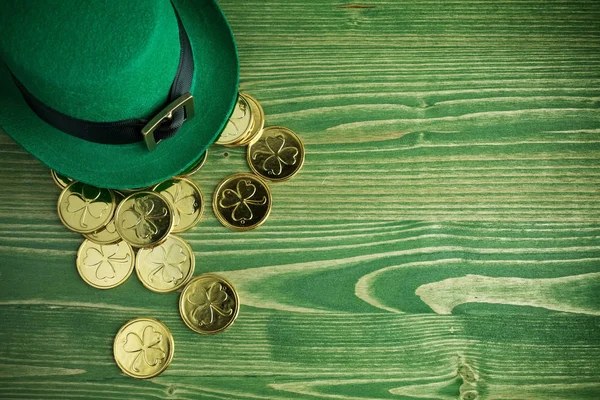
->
[0,0,239,189]
[0,0,179,121]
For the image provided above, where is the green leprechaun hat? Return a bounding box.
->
[0,0,239,189]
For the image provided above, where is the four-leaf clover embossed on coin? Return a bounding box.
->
[162,184,197,227]
[123,197,168,239]
[179,275,239,334]
[186,281,233,327]
[146,244,187,284]
[155,180,201,231]
[114,318,173,379]
[135,235,195,293]
[252,134,299,176]
[123,326,166,373]
[219,179,267,223]
[66,185,109,228]
[76,240,134,289]
[83,243,131,280]
[226,97,249,136]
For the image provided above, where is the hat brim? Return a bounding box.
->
[0,0,239,190]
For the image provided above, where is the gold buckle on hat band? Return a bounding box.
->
[141,93,195,152]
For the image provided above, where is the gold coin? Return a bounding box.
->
[76,239,134,289]
[152,178,204,233]
[115,191,174,248]
[212,173,272,231]
[247,126,305,182]
[179,149,208,177]
[179,274,240,334]
[83,219,120,245]
[113,318,174,379]
[50,169,74,189]
[235,93,265,146]
[136,235,195,293]
[57,182,115,233]
[84,192,125,245]
[216,93,254,145]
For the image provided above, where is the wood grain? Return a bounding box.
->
[1,0,600,399]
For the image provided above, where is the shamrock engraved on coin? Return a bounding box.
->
[83,243,131,280]
[252,135,299,176]
[187,282,233,327]
[66,186,109,228]
[123,198,168,239]
[161,184,197,227]
[123,326,166,373]
[147,244,187,284]
[226,97,249,136]
[219,179,267,223]
[104,220,117,234]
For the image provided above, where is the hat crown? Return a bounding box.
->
[0,0,180,122]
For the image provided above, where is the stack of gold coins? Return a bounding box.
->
[213,93,305,231]
[215,92,265,147]
[51,91,302,378]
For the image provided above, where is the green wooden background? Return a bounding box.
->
[1,0,600,398]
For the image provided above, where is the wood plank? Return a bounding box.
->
[0,304,599,399]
